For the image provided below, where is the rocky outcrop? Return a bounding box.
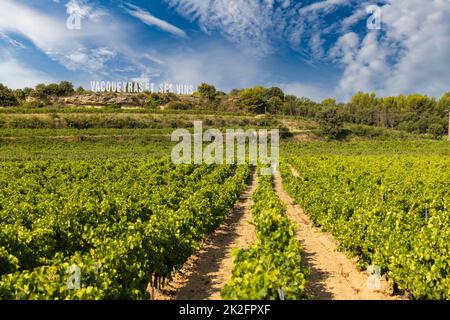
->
[49,93,203,108]
[52,93,149,106]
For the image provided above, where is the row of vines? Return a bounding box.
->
[222,169,309,300]
[0,158,249,299]
[282,156,450,299]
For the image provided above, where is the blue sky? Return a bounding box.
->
[0,0,449,101]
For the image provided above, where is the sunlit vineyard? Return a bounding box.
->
[0,159,249,299]
[282,155,450,299]
[222,171,309,300]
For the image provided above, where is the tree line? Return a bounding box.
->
[0,81,448,137]
[197,83,449,137]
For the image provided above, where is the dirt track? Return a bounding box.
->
[273,167,402,300]
[153,169,258,300]
[154,165,403,300]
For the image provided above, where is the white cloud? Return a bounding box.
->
[0,50,53,88]
[164,0,301,56]
[333,0,450,99]
[0,0,123,74]
[279,82,330,102]
[340,7,368,31]
[0,32,26,49]
[52,47,117,72]
[299,0,348,14]
[124,3,187,38]
[162,0,373,60]
[66,0,106,21]
[162,43,261,91]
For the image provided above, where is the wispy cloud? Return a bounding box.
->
[0,49,53,88]
[0,0,136,76]
[164,0,297,56]
[162,43,261,90]
[66,0,106,21]
[332,0,450,99]
[124,3,187,38]
[0,32,26,49]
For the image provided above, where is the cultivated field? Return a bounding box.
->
[0,109,449,300]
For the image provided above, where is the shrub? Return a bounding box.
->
[0,84,18,106]
[317,108,344,138]
[165,101,192,110]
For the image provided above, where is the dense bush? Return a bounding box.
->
[317,108,344,139]
[0,84,18,107]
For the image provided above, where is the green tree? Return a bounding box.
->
[23,87,34,97]
[283,95,299,116]
[75,86,85,94]
[146,93,165,108]
[296,96,318,117]
[317,108,344,138]
[0,84,18,106]
[348,92,379,125]
[58,81,75,96]
[13,89,26,101]
[32,84,49,99]
[197,83,217,101]
[322,98,337,107]
[427,123,446,139]
[45,83,60,96]
[239,86,267,114]
[229,89,241,96]
[267,96,283,114]
[437,92,450,114]
[264,87,285,101]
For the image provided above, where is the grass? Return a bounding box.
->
[0,109,448,161]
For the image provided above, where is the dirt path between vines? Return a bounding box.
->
[152,169,258,300]
[273,166,403,300]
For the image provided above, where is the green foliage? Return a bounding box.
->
[0,84,19,106]
[75,86,85,94]
[267,96,283,114]
[264,87,285,101]
[317,108,344,138]
[239,86,267,114]
[58,81,75,96]
[197,83,217,101]
[222,172,309,300]
[427,123,446,139]
[145,92,179,109]
[146,93,165,108]
[165,101,192,110]
[282,156,450,299]
[31,82,75,99]
[0,159,249,299]
[106,102,122,109]
[321,98,336,107]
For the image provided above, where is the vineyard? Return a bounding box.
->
[0,158,249,299]
[222,170,309,300]
[282,156,450,299]
[1,0,450,307]
[0,111,449,301]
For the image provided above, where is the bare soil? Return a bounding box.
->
[152,169,258,300]
[273,167,403,300]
